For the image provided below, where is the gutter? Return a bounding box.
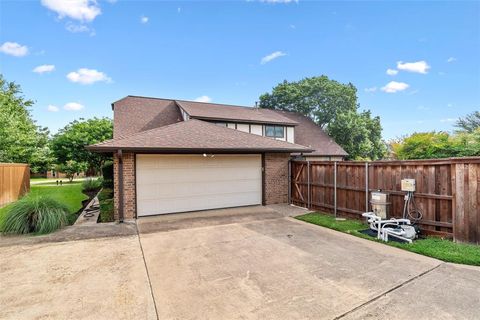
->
[117,149,124,223]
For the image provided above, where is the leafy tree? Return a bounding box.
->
[259,76,357,128]
[455,111,480,133]
[0,75,54,172]
[259,76,385,159]
[57,160,88,182]
[51,117,113,174]
[390,130,480,160]
[327,110,386,160]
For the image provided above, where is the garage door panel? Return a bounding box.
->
[136,154,262,216]
[137,167,261,183]
[140,180,261,200]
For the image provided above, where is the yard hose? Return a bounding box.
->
[403,191,423,223]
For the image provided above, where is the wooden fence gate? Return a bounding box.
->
[290,157,480,244]
[0,163,30,207]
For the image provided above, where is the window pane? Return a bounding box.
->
[274,126,284,138]
[265,125,275,137]
[215,122,227,127]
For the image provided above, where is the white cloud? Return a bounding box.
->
[177,7,181,13]
[447,57,456,63]
[386,68,398,76]
[440,118,456,123]
[381,81,409,93]
[140,15,149,24]
[47,105,60,112]
[41,0,101,22]
[65,22,94,35]
[397,60,430,74]
[364,87,377,93]
[33,64,55,74]
[67,68,112,84]
[0,42,28,57]
[261,51,287,64]
[289,24,296,29]
[64,102,84,111]
[195,96,212,103]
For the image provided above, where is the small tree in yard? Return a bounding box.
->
[51,117,113,175]
[57,160,87,182]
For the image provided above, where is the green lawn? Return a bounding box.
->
[0,181,89,230]
[296,212,480,266]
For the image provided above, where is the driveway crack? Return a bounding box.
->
[137,229,160,320]
[333,262,444,320]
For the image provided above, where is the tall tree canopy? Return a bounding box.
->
[455,111,480,133]
[259,76,386,160]
[0,75,54,172]
[51,118,113,173]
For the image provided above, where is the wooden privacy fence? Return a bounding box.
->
[290,157,480,244]
[0,163,30,207]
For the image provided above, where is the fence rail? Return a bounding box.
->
[0,163,30,208]
[290,157,480,244]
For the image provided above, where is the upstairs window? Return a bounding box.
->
[265,125,284,138]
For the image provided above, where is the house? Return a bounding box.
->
[88,96,347,221]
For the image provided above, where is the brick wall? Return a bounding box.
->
[113,152,136,220]
[264,153,290,204]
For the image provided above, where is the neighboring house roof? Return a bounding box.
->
[112,96,182,138]
[88,119,313,153]
[175,100,298,126]
[273,110,348,157]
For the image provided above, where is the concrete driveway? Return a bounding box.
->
[1,205,479,319]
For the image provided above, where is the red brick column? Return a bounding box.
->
[113,152,136,220]
[264,153,290,204]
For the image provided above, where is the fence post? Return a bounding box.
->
[334,161,337,218]
[365,162,369,213]
[307,161,311,209]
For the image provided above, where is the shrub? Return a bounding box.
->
[102,162,114,188]
[98,188,114,222]
[98,188,113,201]
[82,178,102,192]
[2,195,68,234]
[102,162,113,180]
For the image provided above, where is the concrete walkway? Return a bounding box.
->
[0,205,479,319]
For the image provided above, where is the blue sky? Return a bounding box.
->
[1,0,479,139]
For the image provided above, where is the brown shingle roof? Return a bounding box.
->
[175,100,298,125]
[88,119,313,153]
[112,96,182,138]
[273,110,348,156]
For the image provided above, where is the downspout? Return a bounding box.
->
[117,149,124,223]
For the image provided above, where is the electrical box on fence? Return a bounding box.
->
[401,179,416,192]
[370,191,390,219]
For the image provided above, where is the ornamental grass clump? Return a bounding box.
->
[2,195,68,234]
[81,178,102,192]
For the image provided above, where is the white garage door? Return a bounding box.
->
[136,154,262,216]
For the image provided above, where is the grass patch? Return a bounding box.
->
[98,188,114,223]
[0,182,88,230]
[296,212,480,266]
